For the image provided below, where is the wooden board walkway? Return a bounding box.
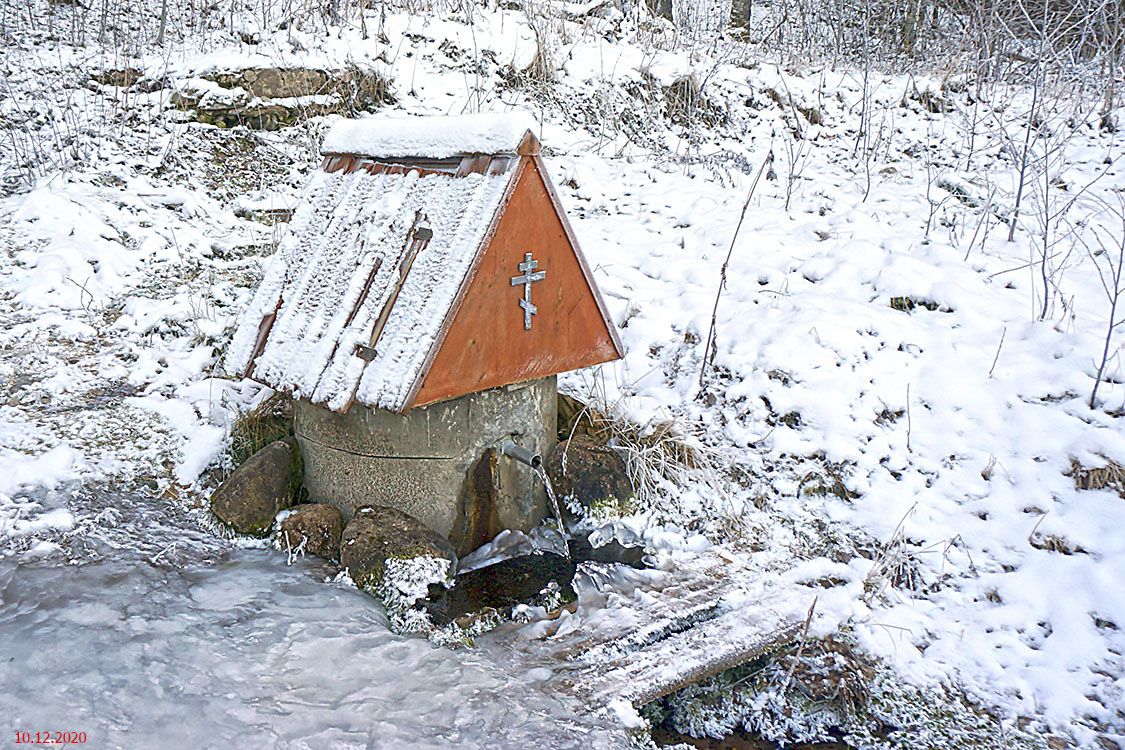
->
[500,559,816,711]
[566,588,808,706]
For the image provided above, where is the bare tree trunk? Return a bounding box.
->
[646,0,673,21]
[1007,12,1048,244]
[729,0,750,29]
[158,0,168,45]
[1089,250,1124,410]
[98,0,108,45]
[1088,201,1125,409]
[1100,0,1121,130]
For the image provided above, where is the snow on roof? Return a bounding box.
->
[321,111,539,159]
[225,163,514,412]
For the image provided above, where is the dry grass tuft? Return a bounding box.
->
[229,392,293,467]
[557,392,741,534]
[1029,532,1084,556]
[863,509,926,602]
[776,636,876,718]
[1068,457,1125,499]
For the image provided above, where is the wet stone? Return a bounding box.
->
[544,436,635,530]
[210,437,302,537]
[340,505,457,591]
[424,552,576,627]
[567,535,648,569]
[279,503,344,560]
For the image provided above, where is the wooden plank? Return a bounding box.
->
[539,563,741,662]
[568,595,806,706]
[573,597,724,665]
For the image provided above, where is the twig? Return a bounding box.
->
[699,149,774,390]
[1028,511,1048,544]
[905,383,912,453]
[780,596,818,695]
[988,327,1007,377]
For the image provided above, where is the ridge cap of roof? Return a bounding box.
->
[321,111,540,160]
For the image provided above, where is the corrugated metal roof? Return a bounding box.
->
[224,158,518,413]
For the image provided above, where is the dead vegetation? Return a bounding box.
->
[797,461,859,501]
[558,392,746,536]
[228,392,292,467]
[559,392,715,489]
[641,635,1047,750]
[1067,457,1125,499]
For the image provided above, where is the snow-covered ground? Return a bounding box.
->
[0,486,628,748]
[1,1,1124,747]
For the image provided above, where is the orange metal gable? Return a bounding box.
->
[409,156,622,408]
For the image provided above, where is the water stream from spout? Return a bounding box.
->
[532,465,570,559]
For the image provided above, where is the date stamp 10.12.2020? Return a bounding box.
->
[13,731,88,745]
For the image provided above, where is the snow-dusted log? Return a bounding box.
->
[557,584,811,708]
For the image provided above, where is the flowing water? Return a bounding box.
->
[532,465,570,558]
[0,485,627,749]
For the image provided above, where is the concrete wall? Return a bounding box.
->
[295,377,556,551]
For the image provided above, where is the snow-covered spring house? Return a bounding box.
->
[225,113,623,554]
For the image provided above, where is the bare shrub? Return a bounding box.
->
[1080,195,1125,409]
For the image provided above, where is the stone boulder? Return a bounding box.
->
[213,67,333,98]
[280,503,344,560]
[210,437,302,536]
[567,534,648,569]
[172,66,394,131]
[424,552,577,626]
[544,436,635,530]
[340,505,457,591]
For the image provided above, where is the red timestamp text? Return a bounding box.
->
[13,731,88,745]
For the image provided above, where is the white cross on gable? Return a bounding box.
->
[510,252,546,330]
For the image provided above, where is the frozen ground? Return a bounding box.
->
[1,0,1124,747]
[0,485,627,748]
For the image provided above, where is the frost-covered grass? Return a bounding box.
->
[642,636,1048,749]
[1,1,1124,747]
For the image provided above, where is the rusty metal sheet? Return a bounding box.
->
[456,154,492,176]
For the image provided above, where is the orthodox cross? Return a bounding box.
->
[510,252,546,330]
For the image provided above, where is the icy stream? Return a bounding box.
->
[0,487,627,749]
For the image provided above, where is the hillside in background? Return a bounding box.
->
[1,0,1123,747]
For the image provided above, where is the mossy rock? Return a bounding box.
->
[424,553,577,627]
[210,437,302,536]
[545,436,636,530]
[340,505,456,591]
[280,503,344,560]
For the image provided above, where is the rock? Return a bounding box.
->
[544,436,635,530]
[424,552,577,626]
[340,505,456,591]
[172,66,395,131]
[92,68,143,87]
[210,67,332,98]
[280,503,343,560]
[567,535,648,569]
[210,437,302,536]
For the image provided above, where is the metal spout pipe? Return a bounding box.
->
[499,439,542,469]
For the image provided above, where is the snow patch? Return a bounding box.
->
[322,111,539,158]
